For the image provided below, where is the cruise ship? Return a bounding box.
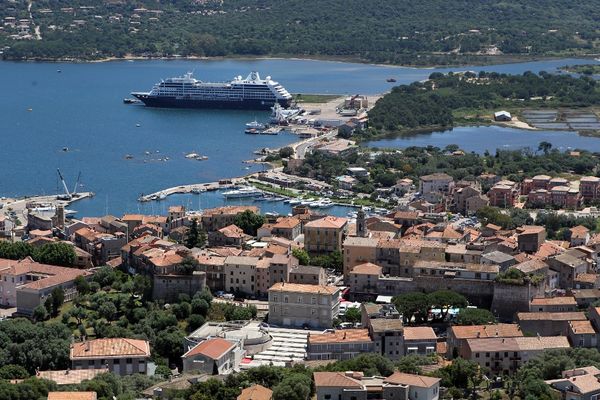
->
[132,71,293,110]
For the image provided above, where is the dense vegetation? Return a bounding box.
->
[368,71,600,133]
[392,290,468,324]
[2,1,600,63]
[0,241,76,267]
[562,64,600,75]
[293,144,600,197]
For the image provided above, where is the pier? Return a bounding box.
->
[137,180,243,202]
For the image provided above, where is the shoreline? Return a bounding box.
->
[3,53,600,70]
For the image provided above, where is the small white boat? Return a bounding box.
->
[288,199,301,205]
[158,193,167,200]
[300,198,315,205]
[246,120,267,130]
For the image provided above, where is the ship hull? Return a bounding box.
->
[132,94,292,110]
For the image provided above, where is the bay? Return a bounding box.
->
[367,125,600,154]
[0,57,599,216]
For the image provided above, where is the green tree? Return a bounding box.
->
[272,373,312,400]
[50,287,65,317]
[279,147,294,158]
[344,307,361,323]
[427,290,468,321]
[33,305,48,322]
[0,365,29,379]
[186,218,207,249]
[34,242,76,267]
[538,141,553,154]
[393,292,429,324]
[435,357,479,389]
[74,275,90,295]
[455,308,497,325]
[234,210,265,236]
[292,248,311,265]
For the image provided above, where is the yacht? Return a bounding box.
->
[222,186,263,198]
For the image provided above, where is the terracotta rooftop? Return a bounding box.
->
[309,329,372,344]
[183,337,235,360]
[305,216,347,229]
[313,372,363,388]
[517,311,586,321]
[570,225,590,238]
[403,326,437,341]
[350,262,382,275]
[37,368,108,385]
[569,320,596,335]
[237,384,273,400]
[369,319,404,333]
[202,206,259,217]
[218,224,245,238]
[272,217,301,229]
[384,372,440,388]
[449,324,522,339]
[467,336,570,352]
[47,392,97,400]
[269,282,339,295]
[547,371,600,395]
[530,296,577,306]
[70,338,150,359]
[0,257,91,291]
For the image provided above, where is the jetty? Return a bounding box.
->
[138,180,243,202]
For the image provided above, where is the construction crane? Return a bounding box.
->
[56,169,72,200]
[72,172,81,195]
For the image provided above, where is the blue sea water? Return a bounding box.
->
[0,57,598,216]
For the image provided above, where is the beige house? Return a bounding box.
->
[224,256,259,296]
[546,366,600,400]
[304,216,348,254]
[349,262,381,299]
[447,324,523,359]
[70,338,151,376]
[307,329,374,361]
[201,206,259,232]
[342,236,378,280]
[464,336,570,375]
[385,372,441,400]
[0,257,91,314]
[314,371,440,400]
[419,173,454,203]
[182,337,244,375]
[268,282,340,329]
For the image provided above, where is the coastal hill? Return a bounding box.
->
[1,0,600,64]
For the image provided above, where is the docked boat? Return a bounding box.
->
[300,198,315,205]
[246,120,267,130]
[288,199,301,205]
[132,71,292,110]
[222,186,263,198]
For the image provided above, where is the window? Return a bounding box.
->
[126,358,132,364]
[284,296,288,303]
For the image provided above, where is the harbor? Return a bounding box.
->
[2,57,598,217]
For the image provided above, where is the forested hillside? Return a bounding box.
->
[1,0,600,63]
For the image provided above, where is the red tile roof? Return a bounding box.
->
[70,338,150,360]
[183,337,235,360]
